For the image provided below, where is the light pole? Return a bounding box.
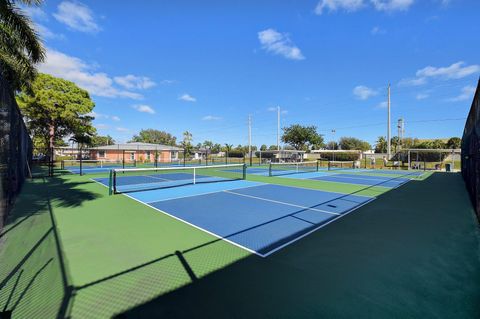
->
[331,129,336,162]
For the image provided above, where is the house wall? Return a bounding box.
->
[90,150,178,162]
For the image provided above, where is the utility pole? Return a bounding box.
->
[387,84,391,160]
[248,114,252,166]
[397,118,404,150]
[332,129,336,162]
[277,106,280,151]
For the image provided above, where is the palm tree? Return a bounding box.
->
[0,0,45,91]
[224,143,232,156]
[375,136,387,153]
[182,131,192,145]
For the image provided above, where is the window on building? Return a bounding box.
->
[146,151,151,160]
[98,150,106,158]
[130,152,135,160]
[171,151,178,159]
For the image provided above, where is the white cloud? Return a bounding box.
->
[315,0,365,15]
[96,123,109,129]
[178,94,196,102]
[22,6,49,21]
[371,0,414,12]
[114,75,156,90]
[353,85,378,100]
[35,24,64,40]
[399,61,480,87]
[258,28,305,61]
[371,26,386,35]
[314,0,413,14]
[267,107,288,114]
[416,61,480,80]
[416,93,429,100]
[116,127,130,132]
[53,1,100,33]
[448,86,476,102]
[376,101,388,108]
[160,79,177,85]
[202,115,222,121]
[133,104,156,114]
[87,111,121,121]
[398,77,427,86]
[38,48,143,99]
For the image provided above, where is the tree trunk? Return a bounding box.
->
[49,121,54,176]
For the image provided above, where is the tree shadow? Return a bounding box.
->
[0,176,99,239]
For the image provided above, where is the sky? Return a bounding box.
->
[24,0,480,147]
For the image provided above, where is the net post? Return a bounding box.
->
[316,160,319,172]
[79,151,83,176]
[243,163,247,179]
[122,150,125,169]
[269,163,273,176]
[113,170,117,194]
[108,169,113,195]
[193,167,196,184]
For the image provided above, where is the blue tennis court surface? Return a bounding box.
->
[232,167,269,175]
[277,170,418,188]
[65,165,132,174]
[310,173,410,188]
[94,176,375,257]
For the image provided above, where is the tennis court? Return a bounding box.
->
[278,171,414,188]
[94,164,376,256]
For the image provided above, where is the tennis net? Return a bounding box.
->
[269,161,319,176]
[328,160,355,171]
[61,159,136,170]
[110,163,246,194]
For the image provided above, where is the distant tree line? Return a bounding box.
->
[73,125,462,157]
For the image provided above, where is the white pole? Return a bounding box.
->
[332,129,336,162]
[193,167,196,184]
[387,84,391,160]
[408,150,411,170]
[248,115,252,158]
[277,106,280,151]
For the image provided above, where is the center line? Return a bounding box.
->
[223,190,340,216]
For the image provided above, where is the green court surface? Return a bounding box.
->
[0,172,479,318]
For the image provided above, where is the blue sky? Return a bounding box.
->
[25,0,480,147]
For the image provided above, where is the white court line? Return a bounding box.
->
[91,177,376,258]
[324,174,405,183]
[223,190,340,216]
[89,177,264,256]
[120,191,263,257]
[144,175,173,182]
[146,183,267,204]
[259,181,376,199]
[308,176,393,189]
[262,196,376,257]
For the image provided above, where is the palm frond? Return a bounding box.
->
[0,0,45,63]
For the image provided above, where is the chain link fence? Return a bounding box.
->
[0,72,33,231]
[461,79,480,221]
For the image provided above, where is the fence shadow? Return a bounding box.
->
[114,173,480,319]
[0,177,98,318]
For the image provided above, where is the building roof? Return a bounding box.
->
[90,142,183,151]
